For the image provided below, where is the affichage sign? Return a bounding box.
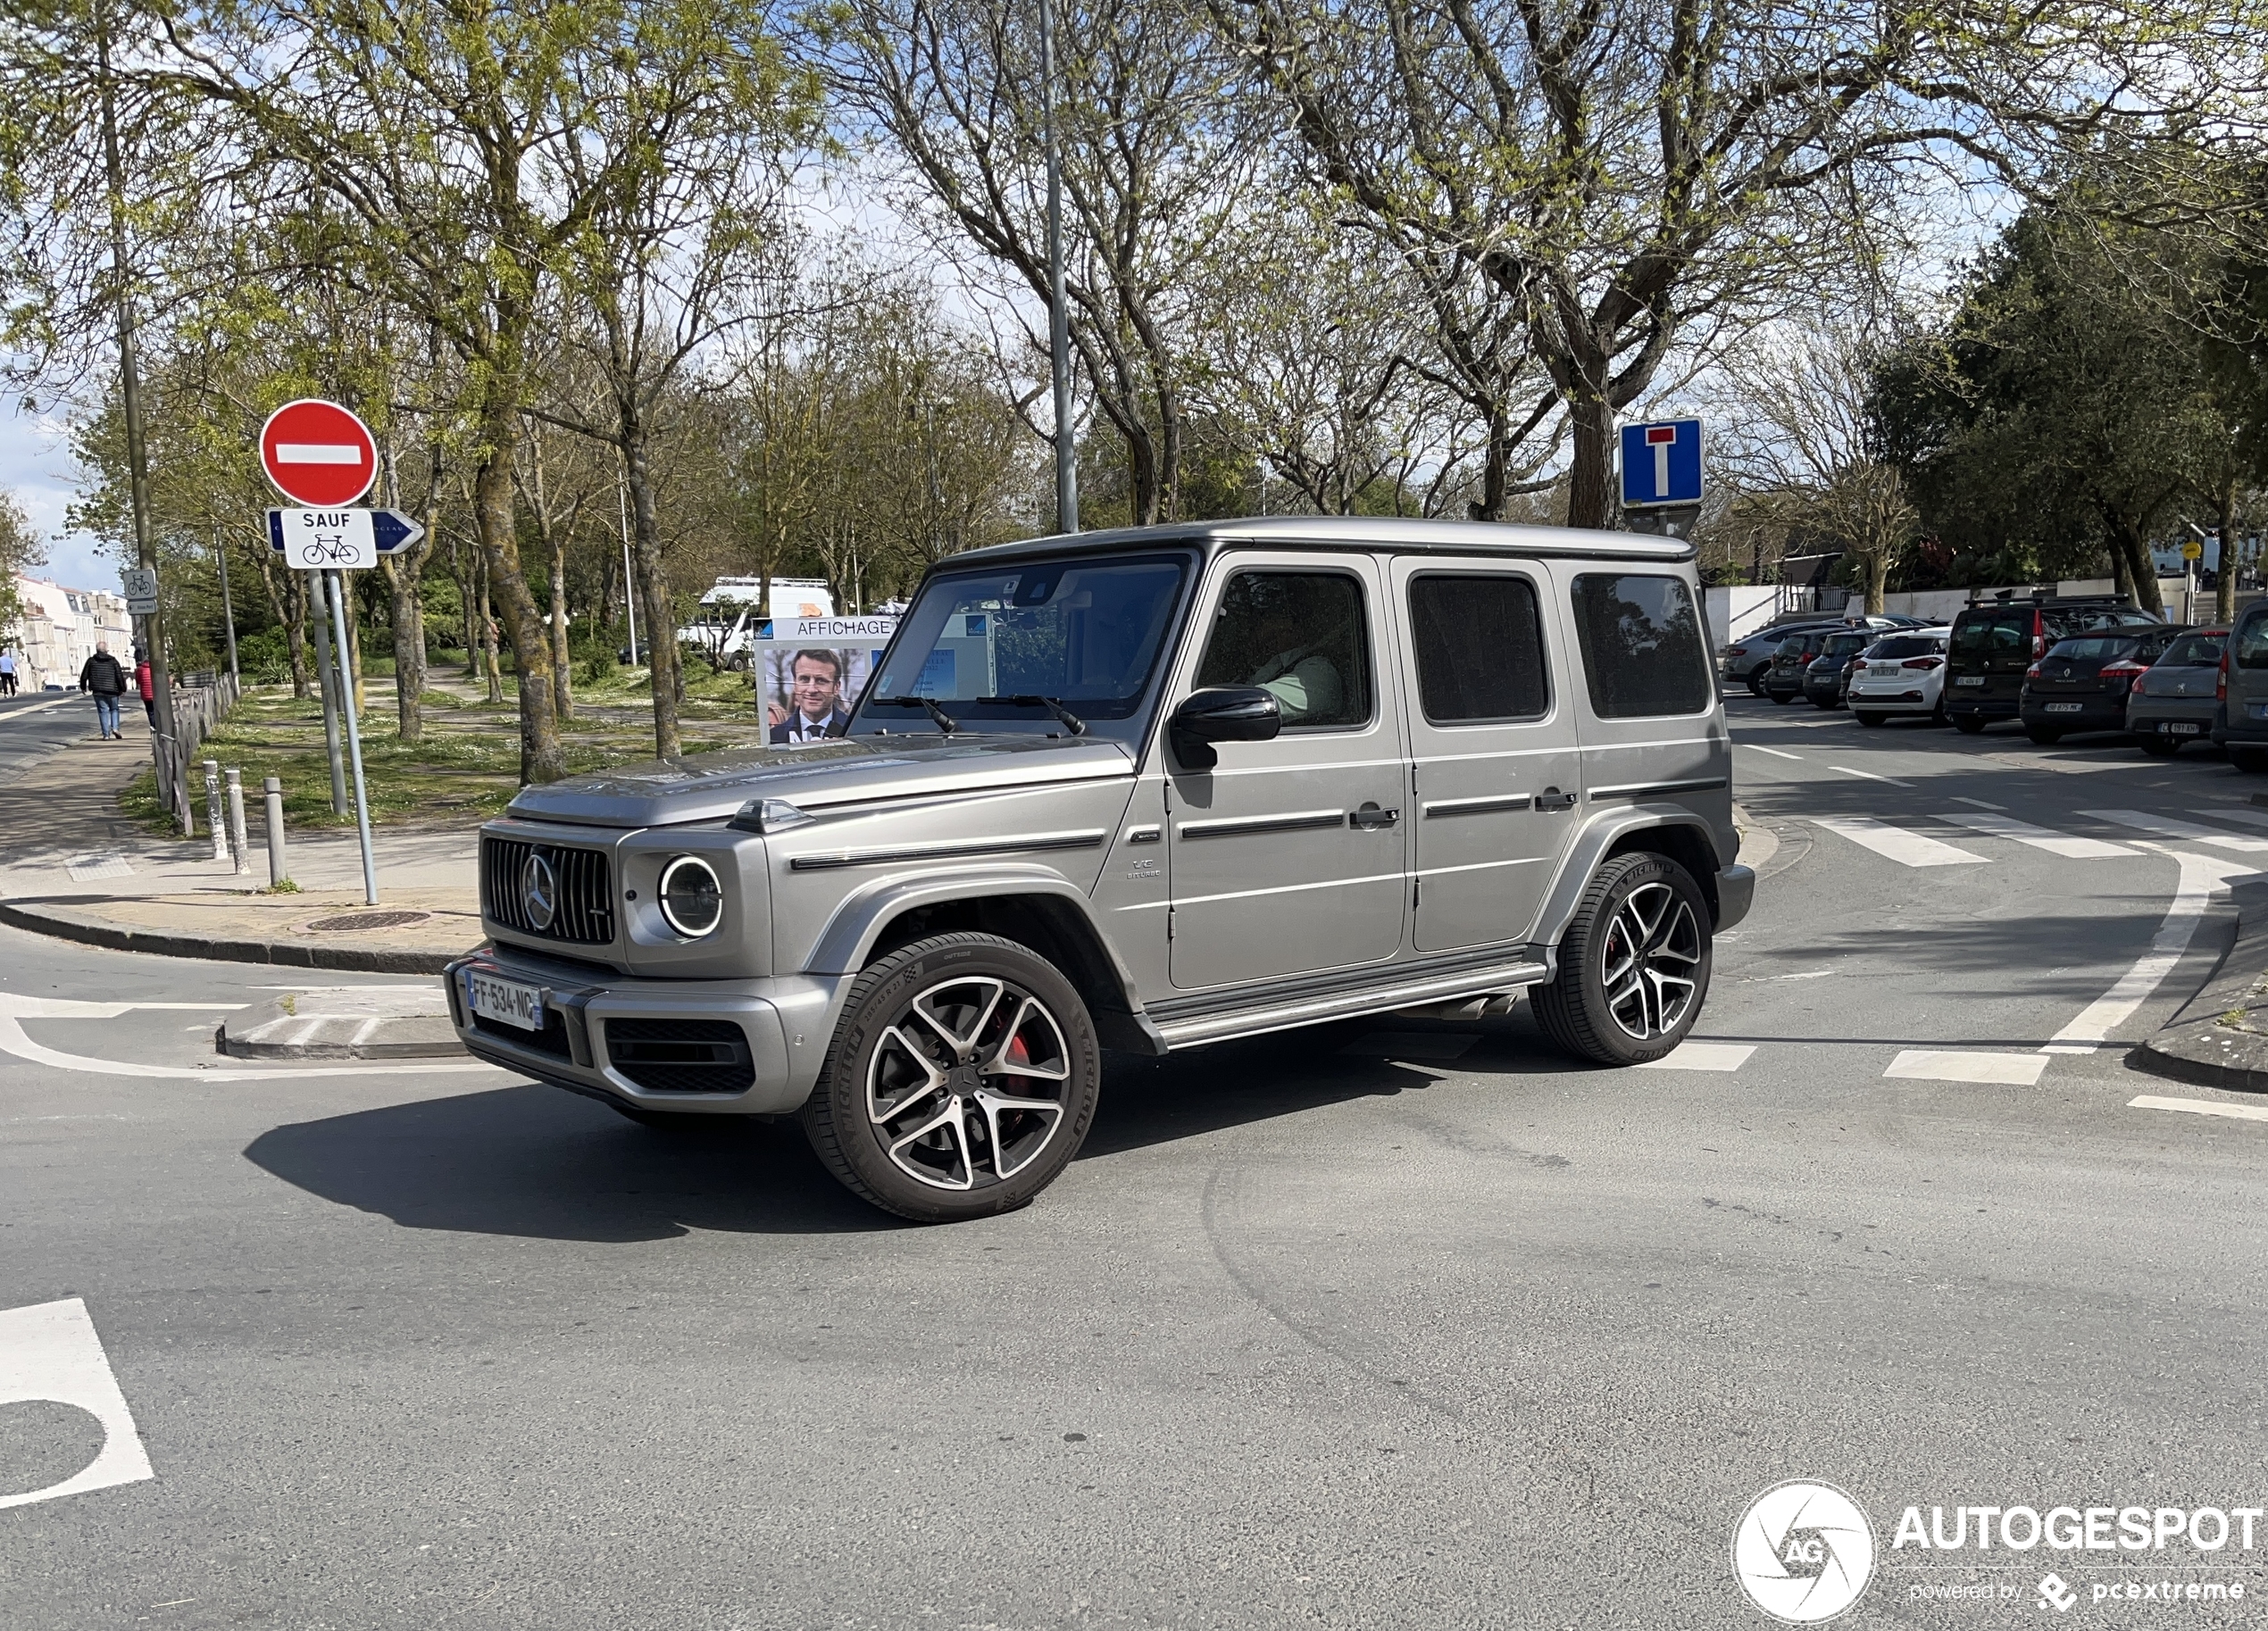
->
[1734,1480,2259,1622]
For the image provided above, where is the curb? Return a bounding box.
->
[0,897,469,975]
[2130,879,2268,1094]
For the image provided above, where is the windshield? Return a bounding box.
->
[856,553,1190,730]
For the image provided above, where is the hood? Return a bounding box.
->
[504,732,1137,828]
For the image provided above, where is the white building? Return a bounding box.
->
[6,575,134,692]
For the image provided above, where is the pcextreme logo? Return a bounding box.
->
[1732,1480,1878,1624]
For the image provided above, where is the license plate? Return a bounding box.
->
[2168,721,2203,735]
[465,969,546,1031]
[1955,675,1985,687]
[2045,703,2082,713]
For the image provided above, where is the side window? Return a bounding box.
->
[2237,612,2268,670]
[1408,574,1547,724]
[1569,573,1711,719]
[1194,570,1372,730]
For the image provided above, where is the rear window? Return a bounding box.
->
[2047,608,2147,638]
[1868,636,1945,659]
[1952,612,2030,658]
[2045,636,2139,662]
[1570,574,1712,718]
[1776,635,1811,657]
[1821,634,1869,658]
[2159,634,2225,667]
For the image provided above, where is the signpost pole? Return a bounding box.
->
[306,570,348,813]
[212,528,240,683]
[323,570,379,905]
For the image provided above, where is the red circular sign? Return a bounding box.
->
[258,399,378,507]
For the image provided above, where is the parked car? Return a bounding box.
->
[1721,616,1899,695]
[2018,625,2188,745]
[1800,630,1877,708]
[2212,604,2268,772]
[1847,628,1953,725]
[2126,628,2228,756]
[1945,595,2161,734]
[446,517,1753,1220]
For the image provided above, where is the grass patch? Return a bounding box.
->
[121,678,765,835]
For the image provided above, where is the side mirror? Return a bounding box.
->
[1170,687,1280,770]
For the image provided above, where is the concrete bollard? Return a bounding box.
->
[263,775,288,887]
[202,759,227,863]
[224,768,251,877]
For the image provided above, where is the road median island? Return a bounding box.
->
[2131,878,2268,1094]
[0,887,480,976]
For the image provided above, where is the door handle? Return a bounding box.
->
[1349,803,1401,829]
[1536,787,1578,811]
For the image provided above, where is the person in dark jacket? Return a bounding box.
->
[79,641,127,739]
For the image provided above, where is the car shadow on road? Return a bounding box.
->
[244,1028,1512,1239]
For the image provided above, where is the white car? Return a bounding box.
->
[1848,628,1952,725]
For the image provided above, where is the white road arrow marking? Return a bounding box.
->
[0,1297,153,1510]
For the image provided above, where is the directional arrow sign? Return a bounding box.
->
[265,508,427,570]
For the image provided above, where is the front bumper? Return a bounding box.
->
[1714,864,1756,932]
[446,946,842,1116]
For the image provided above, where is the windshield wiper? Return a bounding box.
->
[979,695,1087,736]
[877,695,959,734]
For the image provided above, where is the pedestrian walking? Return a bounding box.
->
[0,648,16,696]
[133,649,156,730]
[79,640,127,740]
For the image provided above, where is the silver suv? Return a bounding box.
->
[446,519,1753,1220]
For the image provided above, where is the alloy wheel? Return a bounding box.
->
[1597,882,1702,1042]
[866,975,1073,1192]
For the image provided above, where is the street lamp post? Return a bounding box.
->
[1037,0,1078,536]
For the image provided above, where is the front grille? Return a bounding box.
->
[482,835,615,945]
[473,1008,574,1058]
[603,1019,755,1094]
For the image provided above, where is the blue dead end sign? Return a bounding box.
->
[1620,419,1703,508]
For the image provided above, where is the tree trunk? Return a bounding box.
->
[2108,539,2133,602]
[1563,395,1616,530]
[1864,553,1889,617]
[2109,517,2164,616]
[550,534,573,722]
[254,545,310,697]
[471,439,564,783]
[2218,478,2239,625]
[477,551,504,704]
[621,431,681,758]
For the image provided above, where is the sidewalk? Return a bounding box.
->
[0,710,483,975]
[2134,878,2268,1094]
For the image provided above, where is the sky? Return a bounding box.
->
[2,395,111,594]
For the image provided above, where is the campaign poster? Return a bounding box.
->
[753,615,897,745]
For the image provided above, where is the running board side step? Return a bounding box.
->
[1152,958,1550,1050]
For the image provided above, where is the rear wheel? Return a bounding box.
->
[2139,734,2182,758]
[1532,852,1713,1067]
[801,933,1101,1222]
[2233,746,2268,774]
[1745,668,1767,696]
[1809,694,1837,710]
[1954,714,1987,735]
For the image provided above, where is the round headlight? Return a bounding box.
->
[657,855,723,938]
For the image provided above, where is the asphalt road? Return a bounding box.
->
[0,687,118,779]
[5,697,2268,1629]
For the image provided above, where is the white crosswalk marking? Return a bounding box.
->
[2080,810,2268,853]
[1638,1042,1755,1072]
[2190,804,2268,833]
[1884,1049,2048,1085]
[1934,811,2139,859]
[1813,816,1989,868]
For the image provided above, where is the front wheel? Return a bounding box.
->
[1531,853,1713,1067]
[802,933,1102,1222]
[1746,668,1767,697]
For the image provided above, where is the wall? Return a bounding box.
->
[1872,579,2248,627]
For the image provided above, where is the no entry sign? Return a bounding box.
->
[258,399,378,507]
